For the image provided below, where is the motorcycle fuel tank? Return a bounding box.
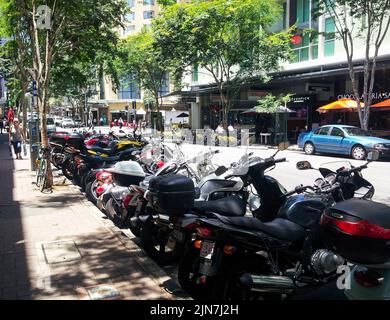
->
[278,194,334,229]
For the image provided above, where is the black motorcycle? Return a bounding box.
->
[139,144,290,265]
[177,155,376,299]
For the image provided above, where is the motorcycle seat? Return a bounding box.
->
[87,145,116,155]
[193,196,246,217]
[213,214,306,242]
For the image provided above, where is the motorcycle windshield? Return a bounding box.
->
[319,161,352,176]
[230,153,250,176]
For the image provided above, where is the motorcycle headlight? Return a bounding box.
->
[374,143,387,149]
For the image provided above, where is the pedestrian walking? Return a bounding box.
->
[7,107,14,124]
[8,118,25,160]
[0,117,3,134]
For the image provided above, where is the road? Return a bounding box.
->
[173,143,390,205]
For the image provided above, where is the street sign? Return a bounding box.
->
[33,81,37,96]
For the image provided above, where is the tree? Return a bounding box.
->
[1,0,128,187]
[116,29,169,130]
[255,93,294,113]
[153,0,293,126]
[318,0,390,130]
[0,1,31,137]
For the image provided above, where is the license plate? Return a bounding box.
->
[200,241,215,260]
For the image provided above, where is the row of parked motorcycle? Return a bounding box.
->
[47,130,390,300]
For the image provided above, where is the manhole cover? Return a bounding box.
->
[87,285,120,300]
[42,240,81,264]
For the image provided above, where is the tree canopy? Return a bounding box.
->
[153,0,293,124]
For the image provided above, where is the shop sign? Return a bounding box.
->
[181,97,197,103]
[338,92,390,100]
[289,95,314,104]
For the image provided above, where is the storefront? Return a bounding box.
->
[286,94,317,143]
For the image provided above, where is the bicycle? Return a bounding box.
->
[33,143,52,192]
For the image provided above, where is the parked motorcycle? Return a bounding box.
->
[137,144,292,265]
[176,152,376,299]
[320,151,390,300]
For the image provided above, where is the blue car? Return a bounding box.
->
[298,125,390,160]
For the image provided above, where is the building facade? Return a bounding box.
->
[178,0,390,141]
[90,0,190,126]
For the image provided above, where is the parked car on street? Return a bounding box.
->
[54,116,63,126]
[74,119,83,128]
[61,118,75,128]
[298,125,390,160]
[46,117,57,135]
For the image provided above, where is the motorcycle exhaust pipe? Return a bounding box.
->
[239,273,294,294]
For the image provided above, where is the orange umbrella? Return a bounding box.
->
[372,99,390,110]
[317,98,364,114]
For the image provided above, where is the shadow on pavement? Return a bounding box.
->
[0,134,32,299]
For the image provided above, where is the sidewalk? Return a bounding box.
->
[0,134,185,300]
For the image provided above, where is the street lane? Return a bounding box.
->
[174,143,390,205]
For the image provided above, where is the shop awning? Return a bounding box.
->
[317,99,364,114]
[372,99,390,110]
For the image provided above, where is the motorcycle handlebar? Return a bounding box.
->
[274,158,287,164]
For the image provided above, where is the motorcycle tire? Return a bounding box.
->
[140,217,184,266]
[85,180,99,205]
[178,246,218,300]
[127,205,142,238]
[105,198,126,228]
[62,162,74,181]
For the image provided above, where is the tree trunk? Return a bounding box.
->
[22,96,27,138]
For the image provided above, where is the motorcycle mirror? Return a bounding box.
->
[296,161,313,170]
[367,151,379,162]
[215,166,228,176]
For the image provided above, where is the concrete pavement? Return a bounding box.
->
[0,133,185,300]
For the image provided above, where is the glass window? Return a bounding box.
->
[119,76,141,100]
[159,73,170,96]
[143,10,155,19]
[125,25,135,34]
[343,127,370,136]
[192,64,199,82]
[324,17,335,57]
[317,127,331,135]
[143,0,155,4]
[127,0,135,7]
[330,127,344,137]
[297,0,310,24]
[125,12,135,22]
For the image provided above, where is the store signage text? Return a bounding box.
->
[338,92,390,100]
